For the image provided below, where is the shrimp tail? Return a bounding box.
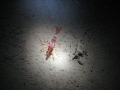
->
[56,26,61,34]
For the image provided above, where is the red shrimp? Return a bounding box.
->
[40,26,61,61]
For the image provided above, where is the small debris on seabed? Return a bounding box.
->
[77,60,84,65]
[72,50,87,65]
[72,51,83,60]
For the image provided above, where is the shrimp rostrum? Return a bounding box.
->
[40,26,61,61]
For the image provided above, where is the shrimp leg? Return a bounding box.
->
[41,47,48,52]
[52,51,54,61]
[40,40,48,46]
[55,43,61,48]
[54,49,60,56]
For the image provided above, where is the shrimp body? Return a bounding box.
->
[46,26,61,60]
